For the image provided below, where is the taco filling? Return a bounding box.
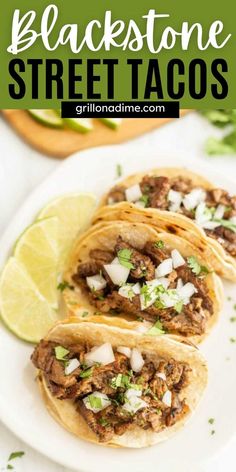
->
[32,339,190,442]
[72,238,213,336]
[107,175,236,256]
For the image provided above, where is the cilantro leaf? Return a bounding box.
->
[187,256,209,276]
[116,163,122,178]
[139,194,149,207]
[54,346,70,361]
[154,240,164,249]
[147,320,165,336]
[98,417,110,426]
[57,281,73,292]
[117,248,135,269]
[213,219,236,233]
[174,300,183,314]
[89,395,102,409]
[79,367,93,378]
[8,451,25,461]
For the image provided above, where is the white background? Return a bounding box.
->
[0,112,235,472]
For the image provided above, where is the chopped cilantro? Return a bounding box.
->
[147,320,165,336]
[137,316,144,322]
[154,299,165,309]
[208,418,215,425]
[117,248,135,269]
[89,395,102,409]
[8,452,25,461]
[54,346,70,361]
[234,304,236,310]
[230,317,236,322]
[201,110,236,155]
[57,281,73,292]
[110,373,132,389]
[227,296,232,301]
[98,417,110,427]
[214,219,236,233]
[116,163,122,178]
[187,256,209,276]
[211,430,216,435]
[140,284,152,306]
[7,465,14,470]
[154,240,164,249]
[174,300,183,314]
[139,194,149,207]
[82,311,89,317]
[230,337,236,343]
[79,367,93,378]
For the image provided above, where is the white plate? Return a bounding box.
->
[0,145,235,472]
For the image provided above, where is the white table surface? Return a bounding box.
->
[0,112,236,472]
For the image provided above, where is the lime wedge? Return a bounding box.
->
[38,193,96,269]
[0,258,58,343]
[63,118,93,133]
[14,217,59,308]
[29,110,63,128]
[99,118,122,129]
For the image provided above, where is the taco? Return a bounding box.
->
[63,221,223,343]
[93,167,236,280]
[31,317,207,447]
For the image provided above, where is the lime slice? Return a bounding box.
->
[14,217,59,308]
[99,118,122,129]
[0,258,58,343]
[29,110,63,128]
[38,193,96,269]
[63,118,93,133]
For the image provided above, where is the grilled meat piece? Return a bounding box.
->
[115,238,155,280]
[140,176,170,209]
[107,186,126,203]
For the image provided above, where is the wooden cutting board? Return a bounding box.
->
[2,109,189,159]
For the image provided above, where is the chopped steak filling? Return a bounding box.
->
[32,340,190,442]
[72,238,213,337]
[106,175,236,257]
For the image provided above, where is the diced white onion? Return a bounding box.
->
[125,388,142,399]
[176,278,183,290]
[130,348,145,372]
[134,201,146,209]
[214,204,226,220]
[157,372,166,381]
[230,216,236,225]
[111,257,119,264]
[178,282,197,302]
[65,358,80,376]
[160,290,179,308]
[140,288,158,310]
[104,263,130,285]
[118,284,134,299]
[168,189,182,212]
[146,277,170,290]
[86,274,107,291]
[162,390,172,407]
[125,184,142,202]
[201,221,221,230]
[133,282,141,294]
[171,249,185,268]
[155,258,173,277]
[85,343,115,366]
[122,394,147,414]
[183,188,206,211]
[117,346,131,358]
[83,392,111,413]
